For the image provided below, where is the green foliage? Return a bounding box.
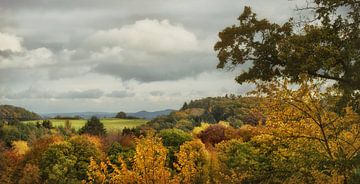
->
[159,129,192,149]
[79,116,106,136]
[107,142,135,168]
[174,119,193,131]
[159,129,193,169]
[39,136,101,183]
[0,123,49,147]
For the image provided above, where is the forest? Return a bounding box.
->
[0,0,359,183]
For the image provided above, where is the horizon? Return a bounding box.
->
[40,109,175,115]
[0,0,305,113]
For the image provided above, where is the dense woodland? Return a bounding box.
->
[1,0,360,183]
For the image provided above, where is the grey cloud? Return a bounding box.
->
[56,89,104,99]
[150,91,165,96]
[4,88,104,99]
[0,0,307,113]
[48,66,91,80]
[1,0,306,52]
[106,90,135,98]
[92,51,217,82]
[4,88,53,99]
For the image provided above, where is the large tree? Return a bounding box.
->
[214,0,360,112]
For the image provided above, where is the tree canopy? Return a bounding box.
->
[214,0,360,112]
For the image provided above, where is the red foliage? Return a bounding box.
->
[198,124,237,146]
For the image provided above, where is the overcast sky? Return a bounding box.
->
[0,0,305,113]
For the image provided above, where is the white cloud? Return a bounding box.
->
[0,47,55,69]
[87,19,202,53]
[0,32,23,52]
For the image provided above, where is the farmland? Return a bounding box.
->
[23,118,147,130]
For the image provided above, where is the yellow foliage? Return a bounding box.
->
[108,156,136,184]
[192,123,210,136]
[218,121,231,127]
[11,140,29,156]
[85,156,136,184]
[175,139,210,183]
[133,132,172,184]
[258,80,360,182]
[85,133,176,184]
[82,134,104,152]
[86,158,108,184]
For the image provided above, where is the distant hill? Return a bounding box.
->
[42,112,116,119]
[127,109,174,119]
[42,109,174,120]
[0,105,41,121]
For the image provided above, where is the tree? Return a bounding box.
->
[115,112,127,119]
[175,139,210,184]
[257,81,360,183]
[180,102,188,110]
[214,1,360,113]
[133,133,173,184]
[41,120,52,129]
[79,116,106,136]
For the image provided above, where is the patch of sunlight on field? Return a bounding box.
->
[23,118,147,131]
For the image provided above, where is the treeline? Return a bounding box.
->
[53,115,83,120]
[145,96,263,131]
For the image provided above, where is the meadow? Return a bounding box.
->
[23,118,148,131]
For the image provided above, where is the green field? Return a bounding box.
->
[23,118,147,131]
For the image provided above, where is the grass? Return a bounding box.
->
[23,118,148,131]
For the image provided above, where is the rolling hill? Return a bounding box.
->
[0,105,41,121]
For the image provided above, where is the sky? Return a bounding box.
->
[0,0,306,113]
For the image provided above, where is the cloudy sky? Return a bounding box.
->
[0,0,305,113]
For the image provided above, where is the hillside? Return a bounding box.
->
[0,105,41,121]
[146,96,263,131]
